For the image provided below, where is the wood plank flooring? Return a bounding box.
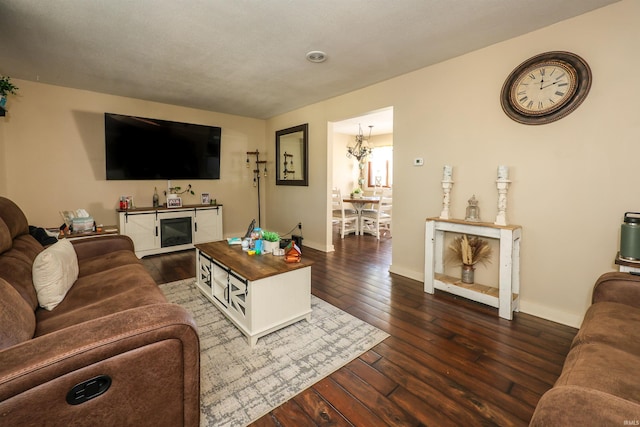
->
[141,232,577,426]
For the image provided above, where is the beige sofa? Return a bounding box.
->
[0,196,200,425]
[530,272,640,425]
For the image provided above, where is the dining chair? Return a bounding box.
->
[332,188,359,238]
[361,184,382,216]
[361,195,392,239]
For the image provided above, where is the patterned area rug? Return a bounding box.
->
[160,278,389,427]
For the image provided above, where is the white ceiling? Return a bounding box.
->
[0,0,619,123]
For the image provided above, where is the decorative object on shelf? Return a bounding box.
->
[152,187,160,207]
[440,165,454,220]
[284,241,302,263]
[167,197,182,208]
[246,150,267,226]
[201,193,210,205]
[495,165,511,226]
[119,195,134,210]
[276,124,308,186]
[0,75,19,110]
[447,234,492,284]
[164,183,194,198]
[262,230,280,254]
[465,195,481,222]
[500,51,592,125]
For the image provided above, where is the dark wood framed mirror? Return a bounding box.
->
[275,123,308,186]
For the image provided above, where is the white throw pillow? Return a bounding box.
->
[32,239,79,311]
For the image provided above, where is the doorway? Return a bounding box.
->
[329,107,394,247]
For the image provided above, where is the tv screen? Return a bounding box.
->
[105,113,221,180]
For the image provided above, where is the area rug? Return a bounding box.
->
[160,278,389,427]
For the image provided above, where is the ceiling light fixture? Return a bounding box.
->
[346,124,373,162]
[306,50,327,63]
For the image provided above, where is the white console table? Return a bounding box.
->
[424,218,521,320]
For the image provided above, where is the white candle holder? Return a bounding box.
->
[440,179,454,219]
[495,179,511,226]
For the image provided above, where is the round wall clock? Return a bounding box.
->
[500,51,592,125]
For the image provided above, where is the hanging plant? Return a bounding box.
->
[0,76,19,97]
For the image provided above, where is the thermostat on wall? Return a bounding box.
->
[413,158,424,166]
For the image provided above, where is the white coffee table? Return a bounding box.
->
[195,241,313,347]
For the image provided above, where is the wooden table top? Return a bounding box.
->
[195,240,313,282]
[343,196,380,204]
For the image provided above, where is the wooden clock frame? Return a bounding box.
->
[500,51,592,125]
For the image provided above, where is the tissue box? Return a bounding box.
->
[72,217,94,232]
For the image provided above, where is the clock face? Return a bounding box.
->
[501,52,591,125]
[511,61,577,115]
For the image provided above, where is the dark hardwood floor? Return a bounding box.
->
[141,232,577,426]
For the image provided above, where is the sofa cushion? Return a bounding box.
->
[32,239,79,311]
[572,301,640,354]
[78,249,142,278]
[0,218,11,254]
[0,277,36,350]
[0,235,43,310]
[35,264,166,336]
[0,197,30,243]
[555,342,640,404]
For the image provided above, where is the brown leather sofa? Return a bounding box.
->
[0,197,200,426]
[530,272,640,425]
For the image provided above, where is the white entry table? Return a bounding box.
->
[195,241,313,347]
[424,218,522,320]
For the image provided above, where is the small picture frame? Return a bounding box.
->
[201,193,210,205]
[167,197,182,208]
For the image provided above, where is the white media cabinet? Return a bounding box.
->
[118,205,223,258]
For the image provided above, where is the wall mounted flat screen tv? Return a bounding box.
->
[105,113,221,180]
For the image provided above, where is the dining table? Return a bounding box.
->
[342,196,380,235]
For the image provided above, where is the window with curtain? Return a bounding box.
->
[367,146,393,188]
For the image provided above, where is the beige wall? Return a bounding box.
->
[2,1,637,326]
[267,0,640,327]
[0,80,266,237]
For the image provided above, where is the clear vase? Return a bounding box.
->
[461,265,475,284]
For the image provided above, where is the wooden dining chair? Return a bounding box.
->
[361,195,392,239]
[332,188,359,238]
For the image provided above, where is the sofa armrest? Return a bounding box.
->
[530,386,640,426]
[592,271,640,308]
[70,235,135,261]
[0,304,200,426]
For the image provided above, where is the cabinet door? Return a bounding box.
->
[211,259,229,307]
[228,272,249,327]
[194,207,223,243]
[121,213,157,252]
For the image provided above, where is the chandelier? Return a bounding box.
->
[346,124,373,162]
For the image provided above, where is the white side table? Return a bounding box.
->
[425,218,522,320]
[615,252,640,274]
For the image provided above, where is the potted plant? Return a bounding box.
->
[447,234,492,284]
[0,76,19,108]
[351,187,363,199]
[164,184,195,198]
[262,230,280,254]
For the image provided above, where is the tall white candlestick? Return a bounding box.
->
[497,165,509,180]
[443,165,453,181]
